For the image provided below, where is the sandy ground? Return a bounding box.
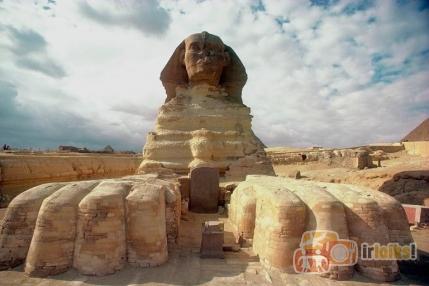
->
[273,153,428,186]
[0,212,427,285]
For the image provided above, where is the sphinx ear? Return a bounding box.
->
[160,40,188,102]
[223,51,231,67]
[220,45,247,103]
[180,49,185,65]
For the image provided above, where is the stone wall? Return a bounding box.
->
[403,141,429,157]
[266,148,373,169]
[366,144,405,153]
[0,154,141,204]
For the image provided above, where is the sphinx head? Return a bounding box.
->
[183,32,229,86]
[160,31,247,103]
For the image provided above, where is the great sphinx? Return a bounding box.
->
[138,31,274,177]
[0,32,414,282]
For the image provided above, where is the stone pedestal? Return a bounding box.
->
[200,221,224,259]
[190,167,219,213]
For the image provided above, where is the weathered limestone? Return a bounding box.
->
[138,31,274,178]
[266,147,373,169]
[0,153,141,203]
[200,221,224,258]
[0,183,66,270]
[0,174,180,276]
[190,167,219,213]
[73,181,131,275]
[126,183,168,267]
[320,184,399,281]
[341,184,413,246]
[178,175,190,200]
[401,117,429,156]
[277,180,353,280]
[228,182,256,240]
[252,184,305,273]
[25,181,99,276]
[229,175,413,282]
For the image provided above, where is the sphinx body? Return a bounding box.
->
[138,84,274,176]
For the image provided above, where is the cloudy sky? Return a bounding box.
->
[0,0,428,151]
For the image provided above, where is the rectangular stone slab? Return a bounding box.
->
[190,167,219,213]
[200,221,224,259]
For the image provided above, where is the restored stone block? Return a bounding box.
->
[126,183,168,267]
[228,182,256,240]
[178,176,190,200]
[0,183,65,270]
[190,167,219,213]
[252,184,306,273]
[25,181,98,277]
[73,181,131,275]
[200,221,224,259]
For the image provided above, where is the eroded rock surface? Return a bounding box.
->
[229,175,413,282]
[0,174,180,276]
[0,153,141,204]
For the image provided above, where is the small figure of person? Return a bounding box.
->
[237,232,245,248]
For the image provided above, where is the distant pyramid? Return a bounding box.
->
[402,117,429,142]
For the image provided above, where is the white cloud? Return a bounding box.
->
[0,0,428,151]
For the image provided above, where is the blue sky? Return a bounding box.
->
[0,0,428,151]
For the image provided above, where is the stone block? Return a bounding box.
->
[73,181,131,275]
[229,182,256,239]
[190,167,219,213]
[252,184,306,273]
[25,181,98,277]
[0,183,65,270]
[178,176,190,200]
[126,183,168,267]
[200,221,224,259]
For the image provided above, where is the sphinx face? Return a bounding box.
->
[183,32,229,86]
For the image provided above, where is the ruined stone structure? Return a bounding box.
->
[266,147,374,169]
[138,31,274,178]
[229,175,413,281]
[0,174,180,276]
[0,153,141,204]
